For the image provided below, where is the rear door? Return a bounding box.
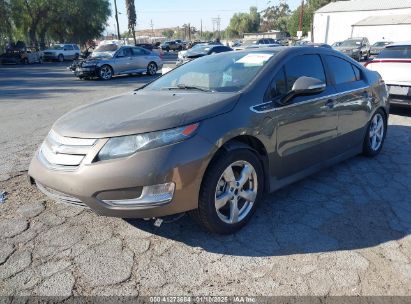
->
[324,55,371,149]
[273,54,339,178]
[131,47,149,71]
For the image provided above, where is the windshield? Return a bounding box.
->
[340,40,361,47]
[145,51,276,93]
[377,46,411,59]
[50,44,64,50]
[91,44,119,58]
[242,40,258,46]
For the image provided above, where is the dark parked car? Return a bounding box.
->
[161,41,183,52]
[335,37,371,61]
[29,47,389,234]
[176,44,232,66]
[370,41,393,56]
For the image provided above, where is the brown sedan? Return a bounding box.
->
[29,47,389,234]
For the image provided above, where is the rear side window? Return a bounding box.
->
[73,45,79,50]
[325,55,357,84]
[284,54,326,91]
[377,46,411,59]
[64,45,73,50]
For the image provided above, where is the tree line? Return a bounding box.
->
[0,0,111,49]
[226,0,336,39]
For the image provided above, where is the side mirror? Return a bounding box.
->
[280,76,326,105]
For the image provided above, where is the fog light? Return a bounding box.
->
[103,182,175,208]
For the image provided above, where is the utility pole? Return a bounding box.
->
[114,0,121,40]
[298,0,304,32]
[200,19,203,39]
[188,23,191,41]
[150,20,154,37]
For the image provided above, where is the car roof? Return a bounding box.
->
[387,41,411,47]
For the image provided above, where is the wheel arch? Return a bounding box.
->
[99,63,115,75]
[205,135,270,193]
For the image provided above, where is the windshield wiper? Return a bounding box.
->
[165,84,213,92]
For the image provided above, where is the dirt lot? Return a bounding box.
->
[0,63,410,297]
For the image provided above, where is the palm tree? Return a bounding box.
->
[125,0,137,44]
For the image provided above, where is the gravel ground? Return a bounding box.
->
[0,62,410,297]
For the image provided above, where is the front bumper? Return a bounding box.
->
[74,66,98,78]
[43,54,58,60]
[28,134,214,218]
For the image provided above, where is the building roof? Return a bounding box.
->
[353,14,411,26]
[316,0,411,13]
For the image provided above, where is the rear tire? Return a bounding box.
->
[147,62,157,76]
[191,148,264,234]
[362,109,387,157]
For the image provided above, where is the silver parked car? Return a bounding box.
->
[74,44,163,80]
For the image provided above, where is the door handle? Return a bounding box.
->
[325,99,335,108]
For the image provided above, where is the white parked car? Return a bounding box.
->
[42,44,80,62]
[366,41,411,108]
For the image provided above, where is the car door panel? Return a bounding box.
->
[266,54,340,179]
[275,87,339,178]
[324,55,371,150]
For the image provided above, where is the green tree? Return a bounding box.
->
[125,0,136,44]
[260,2,291,33]
[9,0,110,47]
[226,6,260,38]
[0,0,13,48]
[161,30,174,38]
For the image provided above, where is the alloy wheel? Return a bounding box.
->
[214,160,258,224]
[369,113,384,151]
[148,63,157,76]
[100,66,112,80]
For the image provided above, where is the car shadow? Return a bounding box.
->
[126,125,411,257]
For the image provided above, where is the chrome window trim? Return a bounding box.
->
[250,86,369,113]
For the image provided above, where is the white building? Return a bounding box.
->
[313,0,411,45]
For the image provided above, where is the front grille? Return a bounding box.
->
[36,182,88,208]
[39,130,97,170]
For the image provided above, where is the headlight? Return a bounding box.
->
[97,123,199,161]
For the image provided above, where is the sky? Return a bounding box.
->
[106,0,302,35]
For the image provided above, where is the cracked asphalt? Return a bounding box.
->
[0,62,410,297]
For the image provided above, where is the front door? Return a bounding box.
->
[273,54,339,178]
[114,47,133,73]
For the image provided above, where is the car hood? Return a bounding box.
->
[52,90,240,138]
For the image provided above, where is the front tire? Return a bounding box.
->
[192,148,264,234]
[58,54,64,62]
[363,109,387,157]
[98,65,113,80]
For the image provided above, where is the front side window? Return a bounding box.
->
[284,54,326,91]
[267,67,287,100]
[325,55,357,84]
